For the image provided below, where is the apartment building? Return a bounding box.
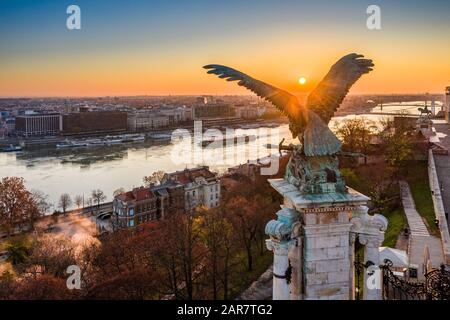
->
[127,107,191,132]
[15,113,62,136]
[112,167,221,229]
[112,187,158,228]
[162,166,221,212]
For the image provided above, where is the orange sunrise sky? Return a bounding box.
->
[1,1,449,97]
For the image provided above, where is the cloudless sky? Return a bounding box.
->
[0,0,449,97]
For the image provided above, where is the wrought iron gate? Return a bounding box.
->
[355,258,450,300]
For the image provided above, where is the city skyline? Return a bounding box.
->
[1,0,450,97]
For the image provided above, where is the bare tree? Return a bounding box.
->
[143,171,165,187]
[196,206,235,299]
[74,195,83,209]
[30,190,52,228]
[91,189,106,212]
[113,188,125,197]
[58,193,72,214]
[31,190,52,215]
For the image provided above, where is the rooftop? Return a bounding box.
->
[117,187,156,202]
[166,166,217,184]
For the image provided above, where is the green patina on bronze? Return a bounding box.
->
[284,145,346,195]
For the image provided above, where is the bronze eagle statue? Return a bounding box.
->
[203,53,374,157]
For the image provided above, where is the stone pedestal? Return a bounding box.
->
[266,179,387,300]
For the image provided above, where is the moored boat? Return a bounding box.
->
[1,144,22,152]
[148,133,172,141]
[201,134,256,147]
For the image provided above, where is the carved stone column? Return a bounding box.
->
[359,234,384,300]
[266,239,293,300]
[288,222,303,300]
[349,232,357,299]
[350,206,388,300]
[265,207,299,300]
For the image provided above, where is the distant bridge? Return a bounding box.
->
[365,112,420,117]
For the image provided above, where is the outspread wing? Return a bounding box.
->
[203,65,302,124]
[306,53,374,123]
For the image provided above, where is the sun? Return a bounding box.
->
[298,77,306,85]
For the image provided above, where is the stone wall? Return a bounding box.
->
[302,222,353,300]
[428,150,450,263]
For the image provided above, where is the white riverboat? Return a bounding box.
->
[148,133,172,141]
[200,134,256,147]
[56,134,145,148]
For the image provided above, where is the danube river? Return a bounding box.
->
[0,101,435,209]
[0,124,294,207]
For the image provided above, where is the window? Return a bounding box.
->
[193,191,196,197]
[129,219,135,227]
[129,208,135,216]
[210,187,213,192]
[215,185,218,191]
[210,194,213,200]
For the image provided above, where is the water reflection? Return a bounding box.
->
[0,125,292,206]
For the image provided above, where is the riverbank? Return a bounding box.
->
[0,118,289,149]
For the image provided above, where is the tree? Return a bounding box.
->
[58,193,72,214]
[74,195,83,209]
[13,275,73,300]
[80,228,160,299]
[86,197,93,208]
[378,115,415,176]
[225,196,259,271]
[334,117,374,161]
[382,131,414,176]
[0,177,38,236]
[31,190,51,216]
[5,236,31,265]
[84,268,158,299]
[195,207,235,299]
[17,235,77,279]
[91,189,106,212]
[113,188,125,197]
[0,271,16,299]
[220,175,279,272]
[252,194,277,255]
[143,171,165,187]
[149,213,204,299]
